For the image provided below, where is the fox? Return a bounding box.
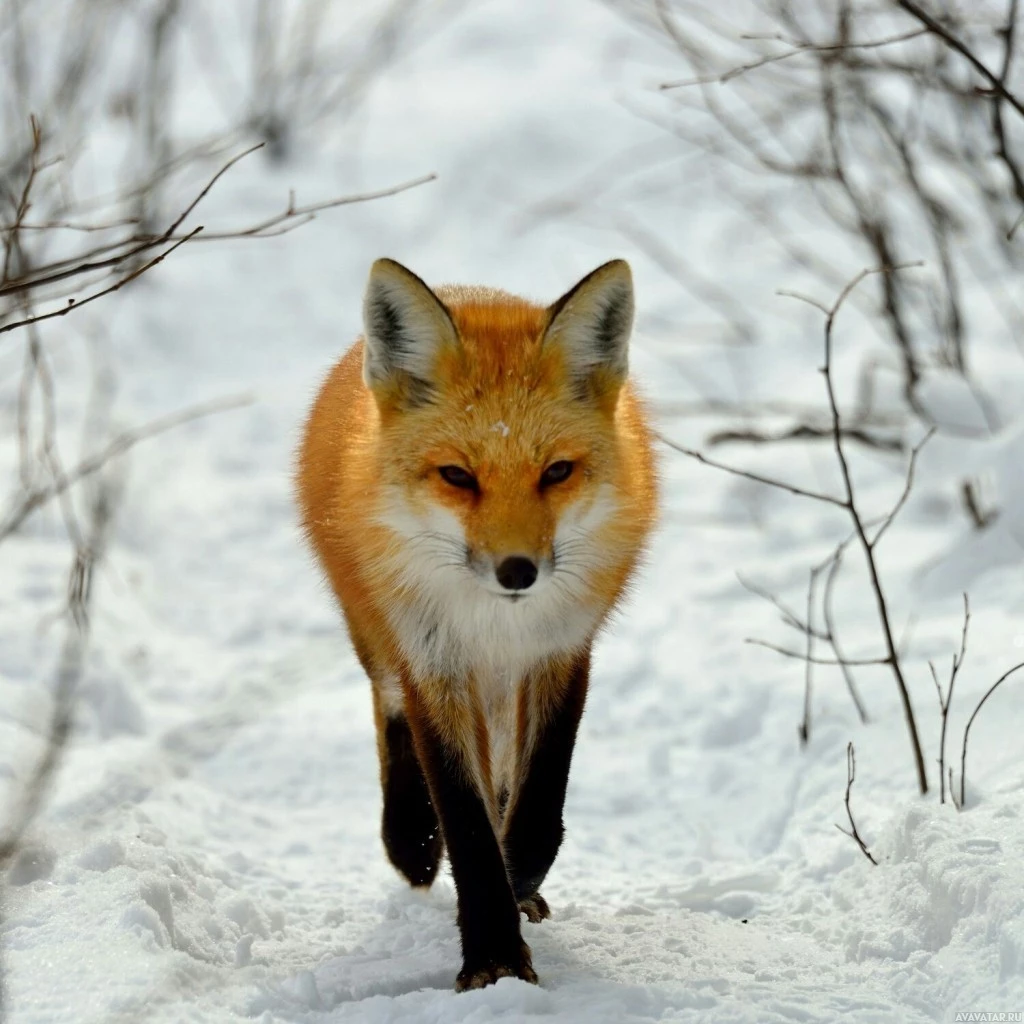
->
[295,257,658,990]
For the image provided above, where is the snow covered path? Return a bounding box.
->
[3,2,1024,1021]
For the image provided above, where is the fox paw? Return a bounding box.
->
[518,892,550,923]
[455,944,537,991]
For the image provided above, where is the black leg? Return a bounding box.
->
[403,688,536,991]
[381,715,444,888]
[503,653,589,906]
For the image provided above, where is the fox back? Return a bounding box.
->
[295,258,657,991]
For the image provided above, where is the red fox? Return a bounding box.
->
[296,258,658,990]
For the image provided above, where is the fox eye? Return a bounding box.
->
[438,465,478,491]
[540,460,574,488]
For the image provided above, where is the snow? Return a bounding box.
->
[3,1,1024,1022]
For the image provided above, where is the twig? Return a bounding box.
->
[2,116,41,286]
[657,432,846,508]
[990,0,1024,234]
[0,142,261,298]
[957,659,1024,808]
[660,28,928,89]
[929,594,969,804]
[0,227,202,336]
[835,742,878,865]
[894,0,1024,120]
[745,638,890,666]
[869,428,936,548]
[800,566,823,744]
[707,423,903,453]
[736,573,828,640]
[960,479,998,530]
[0,393,252,541]
[820,539,870,724]
[0,143,436,301]
[181,171,438,241]
[164,141,263,237]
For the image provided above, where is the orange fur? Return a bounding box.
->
[295,265,658,811]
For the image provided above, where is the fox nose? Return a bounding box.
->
[496,556,538,591]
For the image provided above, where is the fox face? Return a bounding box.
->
[361,259,642,680]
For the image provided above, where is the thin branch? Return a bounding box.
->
[2,115,41,286]
[0,393,252,541]
[184,171,438,241]
[707,423,903,453]
[0,150,436,300]
[737,573,828,639]
[960,479,998,529]
[164,141,263,237]
[740,533,871,725]
[835,742,879,865]
[894,0,1024,120]
[958,659,1024,808]
[869,427,936,548]
[0,226,202,337]
[0,143,264,297]
[821,540,870,723]
[660,28,928,89]
[930,594,969,804]
[800,566,824,744]
[745,638,891,666]
[991,0,1024,231]
[657,432,847,508]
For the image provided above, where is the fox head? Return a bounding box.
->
[360,257,646,670]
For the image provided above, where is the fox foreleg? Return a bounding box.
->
[380,713,444,887]
[401,678,537,991]
[502,653,589,910]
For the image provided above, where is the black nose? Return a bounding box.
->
[496,556,538,591]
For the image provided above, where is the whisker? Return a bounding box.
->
[555,566,589,587]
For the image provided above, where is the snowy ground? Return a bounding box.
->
[3,1,1024,1022]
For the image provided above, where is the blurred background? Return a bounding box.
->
[2,1,1024,1021]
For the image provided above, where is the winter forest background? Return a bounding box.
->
[2,1,1024,1021]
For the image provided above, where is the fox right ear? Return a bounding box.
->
[543,259,634,401]
[362,259,459,407]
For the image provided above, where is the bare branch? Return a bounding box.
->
[960,479,998,530]
[707,423,903,453]
[657,432,847,508]
[745,638,891,667]
[737,573,828,639]
[0,393,252,541]
[800,566,824,744]
[957,658,1024,808]
[0,139,436,303]
[893,0,1024,121]
[820,539,870,724]
[835,742,879,865]
[930,594,969,804]
[2,115,41,286]
[869,427,936,548]
[661,28,929,89]
[812,265,930,794]
[0,226,202,337]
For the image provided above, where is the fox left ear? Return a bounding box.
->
[543,259,634,399]
[362,258,460,407]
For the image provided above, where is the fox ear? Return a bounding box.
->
[543,259,634,399]
[362,258,459,406]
